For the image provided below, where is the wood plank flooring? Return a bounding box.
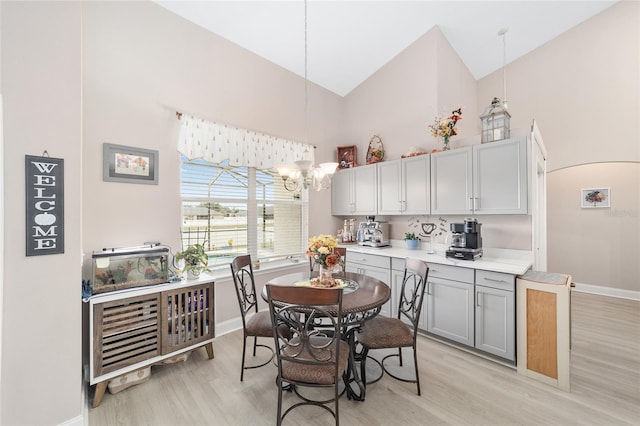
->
[88,292,640,425]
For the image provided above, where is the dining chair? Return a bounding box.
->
[356,258,429,395]
[230,254,275,381]
[266,284,349,426]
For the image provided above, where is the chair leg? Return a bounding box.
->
[276,377,284,426]
[360,346,370,390]
[252,336,258,356]
[413,345,421,396]
[398,347,404,367]
[240,335,248,381]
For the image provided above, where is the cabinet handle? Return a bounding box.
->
[427,281,432,295]
[476,292,481,307]
[484,277,507,283]
[474,197,479,211]
[469,197,473,210]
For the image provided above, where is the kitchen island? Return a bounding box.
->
[344,243,532,364]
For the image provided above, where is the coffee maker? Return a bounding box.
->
[446,218,483,260]
[356,216,390,248]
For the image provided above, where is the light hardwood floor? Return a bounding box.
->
[88,292,640,425]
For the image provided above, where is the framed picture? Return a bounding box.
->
[337,145,357,169]
[581,188,610,208]
[103,143,158,185]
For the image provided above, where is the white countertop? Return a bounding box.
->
[343,243,532,276]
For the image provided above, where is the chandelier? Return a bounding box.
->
[276,0,338,193]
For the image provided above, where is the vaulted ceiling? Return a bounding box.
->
[156,1,617,96]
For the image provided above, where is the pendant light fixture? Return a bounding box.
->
[276,0,338,193]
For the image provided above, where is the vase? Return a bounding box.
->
[406,239,420,250]
[187,269,201,280]
[318,264,333,286]
[443,135,451,151]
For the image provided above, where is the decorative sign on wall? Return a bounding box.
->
[25,155,65,256]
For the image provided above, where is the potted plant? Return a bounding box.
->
[174,243,209,279]
[404,232,420,250]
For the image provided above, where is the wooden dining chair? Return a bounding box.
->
[266,285,349,426]
[230,255,274,381]
[356,258,429,395]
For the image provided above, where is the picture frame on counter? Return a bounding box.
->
[581,187,610,208]
[103,143,158,185]
[337,145,357,169]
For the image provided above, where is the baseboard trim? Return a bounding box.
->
[573,282,640,301]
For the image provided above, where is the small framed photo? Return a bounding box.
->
[337,145,357,169]
[103,143,158,185]
[581,188,610,208]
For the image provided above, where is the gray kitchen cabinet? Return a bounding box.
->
[331,164,377,215]
[425,264,475,346]
[377,155,430,215]
[345,252,391,317]
[431,137,527,215]
[475,270,515,361]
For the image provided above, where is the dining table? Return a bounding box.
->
[262,270,391,401]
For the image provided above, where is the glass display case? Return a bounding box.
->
[91,246,169,294]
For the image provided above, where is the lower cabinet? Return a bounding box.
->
[89,280,215,406]
[426,274,475,346]
[345,252,391,317]
[475,270,515,361]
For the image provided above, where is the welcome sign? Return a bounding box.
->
[25,155,64,256]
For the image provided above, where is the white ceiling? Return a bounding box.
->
[156,1,617,96]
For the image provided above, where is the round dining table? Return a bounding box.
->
[263,270,391,401]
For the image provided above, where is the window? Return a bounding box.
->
[180,156,307,269]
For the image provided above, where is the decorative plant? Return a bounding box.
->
[428,107,463,150]
[174,243,209,276]
[306,234,340,268]
[404,232,420,241]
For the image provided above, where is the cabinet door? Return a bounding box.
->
[403,155,430,214]
[473,138,527,214]
[161,283,215,354]
[475,285,515,360]
[331,169,353,215]
[426,277,474,346]
[93,293,161,378]
[353,164,378,215]
[377,160,403,214]
[430,148,473,215]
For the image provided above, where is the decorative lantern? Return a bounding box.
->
[480,97,511,143]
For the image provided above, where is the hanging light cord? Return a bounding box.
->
[499,27,508,107]
[304,0,309,146]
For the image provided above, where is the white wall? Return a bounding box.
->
[1,1,83,424]
[478,0,640,291]
[82,1,344,325]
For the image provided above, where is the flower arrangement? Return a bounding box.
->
[428,107,463,150]
[306,234,340,268]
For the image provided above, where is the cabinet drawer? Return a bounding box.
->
[428,263,474,283]
[347,252,390,269]
[391,257,405,271]
[476,270,515,292]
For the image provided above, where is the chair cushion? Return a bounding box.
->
[357,316,413,349]
[281,337,350,385]
[246,311,273,337]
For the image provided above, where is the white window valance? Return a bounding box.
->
[177,113,314,169]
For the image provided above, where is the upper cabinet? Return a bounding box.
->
[377,155,430,215]
[431,138,528,215]
[331,164,377,216]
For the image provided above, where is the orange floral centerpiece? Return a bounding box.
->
[306,234,341,287]
[428,107,463,151]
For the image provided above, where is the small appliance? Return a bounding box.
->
[356,216,390,248]
[446,218,483,260]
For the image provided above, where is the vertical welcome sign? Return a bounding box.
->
[25,155,64,256]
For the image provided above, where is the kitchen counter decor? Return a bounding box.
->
[306,234,341,286]
[366,134,384,164]
[429,107,463,151]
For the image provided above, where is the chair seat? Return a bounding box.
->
[357,316,413,349]
[281,338,350,385]
[246,311,273,337]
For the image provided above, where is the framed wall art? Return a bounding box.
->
[103,143,159,184]
[581,188,610,208]
[337,145,357,169]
